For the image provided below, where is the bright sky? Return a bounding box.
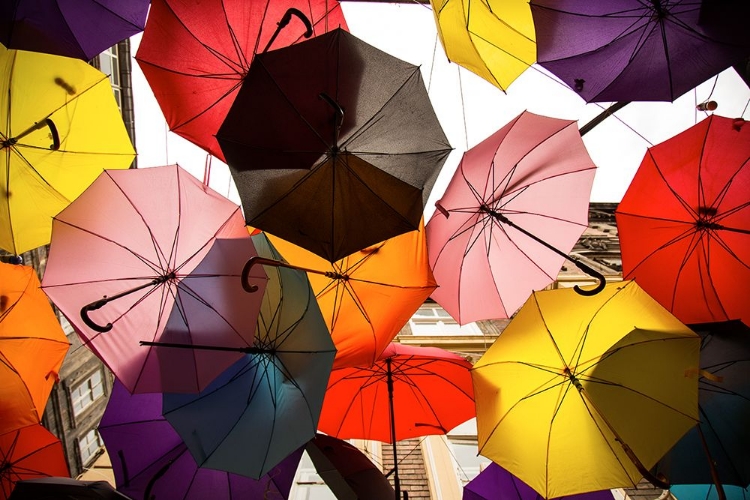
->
[130,2,750,219]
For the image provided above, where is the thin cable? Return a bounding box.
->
[457,66,468,150]
[742,99,749,119]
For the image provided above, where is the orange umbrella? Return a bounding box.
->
[0,424,69,500]
[245,222,436,368]
[0,263,69,435]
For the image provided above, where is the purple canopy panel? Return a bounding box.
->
[0,1,150,60]
[464,462,617,500]
[99,381,302,499]
[530,0,750,102]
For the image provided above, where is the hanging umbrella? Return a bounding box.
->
[41,164,267,395]
[425,110,599,325]
[615,115,750,326]
[98,380,302,499]
[306,433,395,500]
[0,424,69,500]
[463,462,616,500]
[158,233,336,480]
[0,263,69,435]
[8,477,132,500]
[318,342,475,500]
[136,0,348,160]
[671,484,749,500]
[653,320,750,496]
[219,27,452,263]
[0,2,149,61]
[254,220,436,369]
[0,45,135,256]
[529,0,750,103]
[429,0,535,91]
[472,281,701,498]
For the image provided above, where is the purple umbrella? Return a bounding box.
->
[530,0,750,103]
[464,462,616,500]
[98,381,302,500]
[0,1,149,60]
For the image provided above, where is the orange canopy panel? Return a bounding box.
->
[267,221,436,369]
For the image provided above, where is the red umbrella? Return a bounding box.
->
[0,425,69,500]
[318,343,475,499]
[616,115,750,326]
[41,165,267,394]
[136,0,348,160]
[426,110,600,325]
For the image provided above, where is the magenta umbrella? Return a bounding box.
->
[41,165,267,394]
[425,111,599,324]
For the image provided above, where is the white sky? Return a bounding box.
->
[130,2,750,219]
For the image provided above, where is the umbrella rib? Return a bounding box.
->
[133,281,179,391]
[697,404,747,484]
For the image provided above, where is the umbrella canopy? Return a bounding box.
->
[654,320,750,489]
[306,433,395,500]
[671,484,749,500]
[8,477,132,500]
[162,233,336,479]
[318,343,474,499]
[472,281,701,498]
[41,164,267,394]
[530,0,750,103]
[136,0,348,161]
[99,380,302,499]
[0,424,69,500]
[0,45,135,256]
[265,220,436,369]
[463,462,616,500]
[429,0,535,91]
[426,110,597,325]
[615,115,750,326]
[0,263,69,435]
[219,27,452,263]
[0,1,149,61]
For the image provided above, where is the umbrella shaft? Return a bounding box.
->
[386,359,401,500]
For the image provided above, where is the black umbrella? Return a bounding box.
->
[8,477,132,500]
[217,28,452,262]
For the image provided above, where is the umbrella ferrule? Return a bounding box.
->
[479,204,507,223]
[564,367,584,392]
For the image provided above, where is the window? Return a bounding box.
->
[409,303,480,336]
[78,428,103,466]
[99,45,121,109]
[447,419,491,486]
[70,370,104,417]
[289,451,337,500]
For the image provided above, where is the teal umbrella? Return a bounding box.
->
[156,233,336,479]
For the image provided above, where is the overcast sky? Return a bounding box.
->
[130,1,750,219]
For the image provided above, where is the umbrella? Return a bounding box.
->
[159,233,336,480]
[615,115,750,326]
[0,262,69,435]
[136,0,348,160]
[0,1,149,61]
[253,221,436,369]
[219,27,452,263]
[0,45,135,256]
[463,462,616,500]
[429,0,535,91]
[98,380,302,500]
[529,0,750,103]
[306,433,395,500]
[0,424,69,500]
[472,280,701,498]
[317,343,475,500]
[425,110,599,325]
[41,164,267,394]
[8,477,132,500]
[671,484,749,500]
[654,320,750,495]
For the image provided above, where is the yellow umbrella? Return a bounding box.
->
[0,46,135,255]
[473,280,700,498]
[430,0,535,92]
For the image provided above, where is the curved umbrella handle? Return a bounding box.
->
[261,7,314,53]
[45,118,61,150]
[572,260,607,296]
[242,255,339,292]
[81,299,113,333]
[1,117,61,150]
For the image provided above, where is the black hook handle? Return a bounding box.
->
[571,260,607,296]
[45,118,60,150]
[261,7,314,53]
[242,255,337,292]
[1,117,61,150]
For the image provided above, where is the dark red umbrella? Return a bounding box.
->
[136,0,348,160]
[615,115,750,326]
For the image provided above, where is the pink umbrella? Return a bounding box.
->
[426,111,599,324]
[41,165,267,394]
